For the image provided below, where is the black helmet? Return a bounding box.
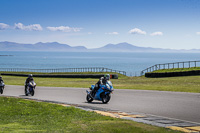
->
[28,74,33,78]
[104,74,110,80]
[0,76,2,79]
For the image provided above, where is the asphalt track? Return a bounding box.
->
[2,85,200,124]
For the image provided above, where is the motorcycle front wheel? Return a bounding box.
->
[86,94,93,103]
[102,94,111,104]
[30,89,34,96]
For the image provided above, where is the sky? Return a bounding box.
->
[0,0,200,49]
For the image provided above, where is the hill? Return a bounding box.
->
[0,41,199,52]
[0,41,87,51]
[92,42,183,52]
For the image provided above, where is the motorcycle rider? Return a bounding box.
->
[0,76,4,83]
[25,74,34,91]
[0,76,5,93]
[91,74,110,96]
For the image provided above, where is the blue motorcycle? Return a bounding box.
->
[86,81,114,104]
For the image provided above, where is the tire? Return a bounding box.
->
[102,94,111,104]
[30,89,34,96]
[86,94,93,103]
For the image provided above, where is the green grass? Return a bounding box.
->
[0,97,180,133]
[152,67,200,73]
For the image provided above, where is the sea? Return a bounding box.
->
[1,51,200,76]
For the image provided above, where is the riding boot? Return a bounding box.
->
[90,89,95,97]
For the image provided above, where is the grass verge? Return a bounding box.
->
[0,97,180,133]
[152,67,200,73]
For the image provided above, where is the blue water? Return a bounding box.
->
[1,51,200,76]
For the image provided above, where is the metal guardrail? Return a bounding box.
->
[141,60,200,76]
[0,67,126,76]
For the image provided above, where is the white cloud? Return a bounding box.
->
[105,32,119,35]
[14,23,43,31]
[0,23,10,30]
[196,32,200,35]
[47,26,82,32]
[129,28,146,35]
[150,31,163,36]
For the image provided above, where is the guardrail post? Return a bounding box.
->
[141,71,143,76]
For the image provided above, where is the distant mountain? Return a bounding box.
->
[0,41,87,51]
[0,41,199,52]
[92,42,198,52]
[92,42,153,52]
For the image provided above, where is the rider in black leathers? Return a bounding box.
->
[0,76,4,83]
[0,76,5,92]
[25,74,34,91]
[91,74,110,96]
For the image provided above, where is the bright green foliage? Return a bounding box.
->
[0,97,180,133]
